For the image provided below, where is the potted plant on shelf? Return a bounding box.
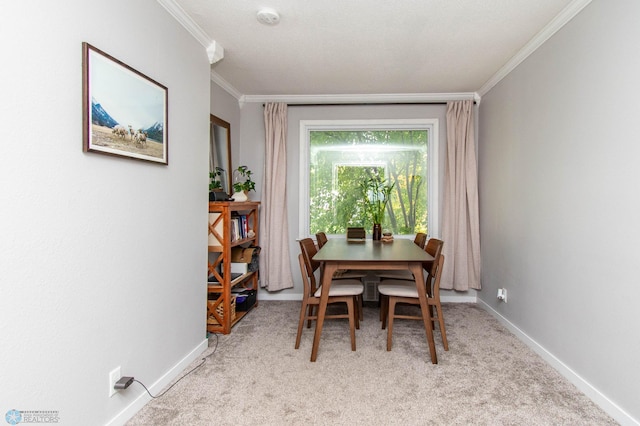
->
[209,167,228,201]
[360,173,394,240]
[232,165,256,202]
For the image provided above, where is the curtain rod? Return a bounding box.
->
[262,101,476,107]
[286,102,447,107]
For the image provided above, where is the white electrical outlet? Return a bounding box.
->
[109,366,121,397]
[497,288,508,303]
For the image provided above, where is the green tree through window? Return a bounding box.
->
[309,129,428,236]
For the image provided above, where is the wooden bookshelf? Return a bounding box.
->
[207,201,260,334]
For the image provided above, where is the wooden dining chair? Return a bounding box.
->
[414,232,428,249]
[295,238,364,351]
[316,231,329,249]
[422,238,443,292]
[375,233,432,281]
[316,231,367,277]
[378,254,448,351]
[317,231,366,322]
[379,238,444,321]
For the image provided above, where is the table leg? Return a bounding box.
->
[311,261,337,362]
[410,263,438,364]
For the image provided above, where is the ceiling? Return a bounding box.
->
[168,0,583,100]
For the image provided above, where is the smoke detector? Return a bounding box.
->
[257,8,280,25]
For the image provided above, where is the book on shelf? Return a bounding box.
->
[209,212,251,246]
[230,214,249,241]
[240,215,248,238]
[231,218,238,241]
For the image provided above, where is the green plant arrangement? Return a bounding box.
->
[232,165,256,193]
[360,174,395,225]
[209,166,225,191]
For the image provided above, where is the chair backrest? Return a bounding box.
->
[299,238,320,293]
[316,232,328,249]
[299,238,320,272]
[414,232,427,249]
[424,238,444,276]
[298,253,315,300]
[429,254,445,301]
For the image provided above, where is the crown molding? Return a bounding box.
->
[478,0,592,97]
[210,71,244,102]
[157,0,211,48]
[241,92,478,105]
[209,74,476,107]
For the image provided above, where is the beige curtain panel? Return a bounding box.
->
[260,103,294,291]
[441,100,481,291]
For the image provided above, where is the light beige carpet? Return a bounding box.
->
[126,301,616,425]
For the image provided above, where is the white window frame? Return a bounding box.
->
[299,119,439,239]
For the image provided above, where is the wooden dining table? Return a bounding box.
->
[312,238,437,363]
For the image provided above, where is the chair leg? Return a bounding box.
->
[306,304,315,329]
[435,303,448,350]
[346,298,356,351]
[380,295,388,329]
[429,304,435,330]
[354,296,361,330]
[386,297,397,351]
[295,301,308,349]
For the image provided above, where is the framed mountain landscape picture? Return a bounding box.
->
[82,42,168,164]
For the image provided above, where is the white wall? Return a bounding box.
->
[0,1,210,425]
[478,0,640,423]
[236,102,476,302]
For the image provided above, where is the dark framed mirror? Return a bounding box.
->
[210,114,232,197]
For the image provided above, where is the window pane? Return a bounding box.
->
[309,129,428,236]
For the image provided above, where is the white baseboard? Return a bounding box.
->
[441,294,477,303]
[477,299,638,426]
[106,338,209,426]
[257,290,302,301]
